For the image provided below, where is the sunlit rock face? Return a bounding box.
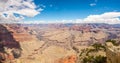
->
[106,42,120,63]
[5,24,37,42]
[55,55,77,63]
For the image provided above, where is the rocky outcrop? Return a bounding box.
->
[106,42,120,63]
[0,25,20,48]
[0,24,21,63]
[55,55,77,63]
[5,24,37,42]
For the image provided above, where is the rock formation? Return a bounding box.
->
[106,42,120,63]
[55,55,77,63]
[0,24,21,63]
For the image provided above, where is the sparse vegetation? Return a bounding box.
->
[72,46,79,53]
[92,43,106,51]
[12,49,21,58]
[78,43,107,63]
[106,39,119,46]
[83,55,106,63]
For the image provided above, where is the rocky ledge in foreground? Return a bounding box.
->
[0,24,21,63]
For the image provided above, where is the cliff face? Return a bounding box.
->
[5,24,37,42]
[106,43,120,63]
[0,24,21,48]
[0,24,21,63]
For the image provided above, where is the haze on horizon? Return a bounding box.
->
[0,0,120,24]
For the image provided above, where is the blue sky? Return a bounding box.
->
[24,0,120,22]
[0,0,120,24]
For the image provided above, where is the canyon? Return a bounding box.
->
[0,23,120,63]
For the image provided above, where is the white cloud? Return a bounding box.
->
[24,12,120,24]
[75,12,120,24]
[90,3,96,6]
[7,11,120,24]
[0,0,43,23]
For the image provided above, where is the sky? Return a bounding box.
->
[0,0,120,24]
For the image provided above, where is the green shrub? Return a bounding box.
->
[106,39,119,46]
[82,55,106,63]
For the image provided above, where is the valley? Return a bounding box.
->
[0,23,120,63]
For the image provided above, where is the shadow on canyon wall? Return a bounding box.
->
[0,24,21,62]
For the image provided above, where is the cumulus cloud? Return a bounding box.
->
[76,12,120,24]
[48,12,120,24]
[22,12,120,24]
[0,0,43,23]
